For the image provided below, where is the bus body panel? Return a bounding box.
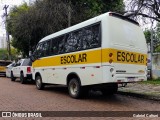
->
[33,48,103,85]
[101,15,147,83]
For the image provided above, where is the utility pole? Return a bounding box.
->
[150,28,153,79]
[3,5,11,60]
[68,0,71,27]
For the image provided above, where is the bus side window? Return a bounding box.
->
[51,39,58,55]
[35,43,43,58]
[42,41,50,57]
[82,24,100,49]
[57,35,65,54]
[65,33,78,53]
[76,30,83,51]
[91,24,101,47]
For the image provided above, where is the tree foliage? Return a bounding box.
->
[144,29,151,43]
[7,0,124,56]
[0,48,19,60]
[125,0,160,22]
[0,49,8,60]
[144,23,160,52]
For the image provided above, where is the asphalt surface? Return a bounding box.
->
[0,77,160,120]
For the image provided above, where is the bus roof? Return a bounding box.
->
[39,12,139,43]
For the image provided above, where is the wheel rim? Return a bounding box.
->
[70,82,78,96]
[36,78,41,88]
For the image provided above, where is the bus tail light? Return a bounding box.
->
[109,52,113,64]
[27,67,31,73]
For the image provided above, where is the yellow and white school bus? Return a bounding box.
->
[32,12,147,98]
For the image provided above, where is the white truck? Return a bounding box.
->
[11,58,32,84]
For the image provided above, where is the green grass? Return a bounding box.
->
[139,79,160,85]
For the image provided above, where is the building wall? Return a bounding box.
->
[0,35,7,49]
[152,54,160,79]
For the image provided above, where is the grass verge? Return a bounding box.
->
[139,79,160,85]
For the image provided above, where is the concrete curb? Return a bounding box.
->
[117,91,160,101]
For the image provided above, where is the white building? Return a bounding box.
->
[0,34,7,49]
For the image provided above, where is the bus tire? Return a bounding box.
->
[68,78,83,99]
[35,75,44,90]
[11,72,16,81]
[20,72,26,84]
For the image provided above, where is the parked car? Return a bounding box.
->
[0,60,12,77]
[6,62,16,77]
[11,58,32,84]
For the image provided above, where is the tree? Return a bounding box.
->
[153,23,160,52]
[71,0,124,24]
[6,3,30,57]
[0,48,19,60]
[0,49,8,60]
[144,29,151,43]
[7,0,124,56]
[125,0,160,22]
[144,23,160,52]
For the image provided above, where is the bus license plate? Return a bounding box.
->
[127,77,135,81]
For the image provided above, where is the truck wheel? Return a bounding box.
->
[20,72,26,84]
[35,75,44,90]
[68,78,83,99]
[11,72,16,81]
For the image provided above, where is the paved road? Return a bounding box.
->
[0,77,160,119]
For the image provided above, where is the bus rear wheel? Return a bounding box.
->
[68,78,83,99]
[35,75,44,90]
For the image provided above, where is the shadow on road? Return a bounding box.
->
[44,85,121,102]
[10,78,36,85]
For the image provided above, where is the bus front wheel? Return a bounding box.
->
[35,75,44,90]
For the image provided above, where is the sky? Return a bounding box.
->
[0,0,29,36]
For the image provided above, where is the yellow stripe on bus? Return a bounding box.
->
[33,49,101,67]
[102,48,147,65]
[32,48,147,67]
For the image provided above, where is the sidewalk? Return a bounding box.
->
[118,83,160,101]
